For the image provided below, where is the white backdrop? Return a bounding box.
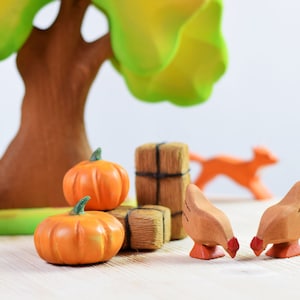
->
[1,1,300,199]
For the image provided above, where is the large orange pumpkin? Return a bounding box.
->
[34,196,125,265]
[63,148,130,210]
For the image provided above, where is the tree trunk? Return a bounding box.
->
[0,0,113,208]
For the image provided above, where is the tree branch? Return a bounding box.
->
[54,0,91,38]
[87,33,113,71]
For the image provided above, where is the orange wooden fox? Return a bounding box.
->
[189,146,278,200]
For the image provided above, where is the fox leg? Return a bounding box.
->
[248,180,273,200]
[193,171,216,191]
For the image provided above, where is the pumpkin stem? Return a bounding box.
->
[90,148,102,161]
[70,196,91,215]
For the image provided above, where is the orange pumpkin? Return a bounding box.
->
[63,148,129,210]
[34,196,125,265]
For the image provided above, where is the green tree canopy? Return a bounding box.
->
[0,0,227,106]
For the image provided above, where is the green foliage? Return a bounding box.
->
[0,0,227,106]
[0,0,52,60]
[108,0,228,106]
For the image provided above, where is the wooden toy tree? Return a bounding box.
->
[0,0,227,208]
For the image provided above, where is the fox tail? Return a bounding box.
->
[189,152,205,164]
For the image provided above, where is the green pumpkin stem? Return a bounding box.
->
[69,196,91,215]
[90,148,102,161]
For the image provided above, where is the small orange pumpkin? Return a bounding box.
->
[63,148,129,210]
[34,196,125,265]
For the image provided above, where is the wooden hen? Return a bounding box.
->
[251,181,300,258]
[182,184,239,259]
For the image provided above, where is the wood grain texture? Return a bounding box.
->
[1,197,300,299]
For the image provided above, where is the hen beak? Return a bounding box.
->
[227,237,239,258]
[250,236,264,256]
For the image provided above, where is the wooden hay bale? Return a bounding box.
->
[108,205,171,250]
[135,142,190,240]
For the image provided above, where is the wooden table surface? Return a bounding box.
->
[1,196,300,299]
